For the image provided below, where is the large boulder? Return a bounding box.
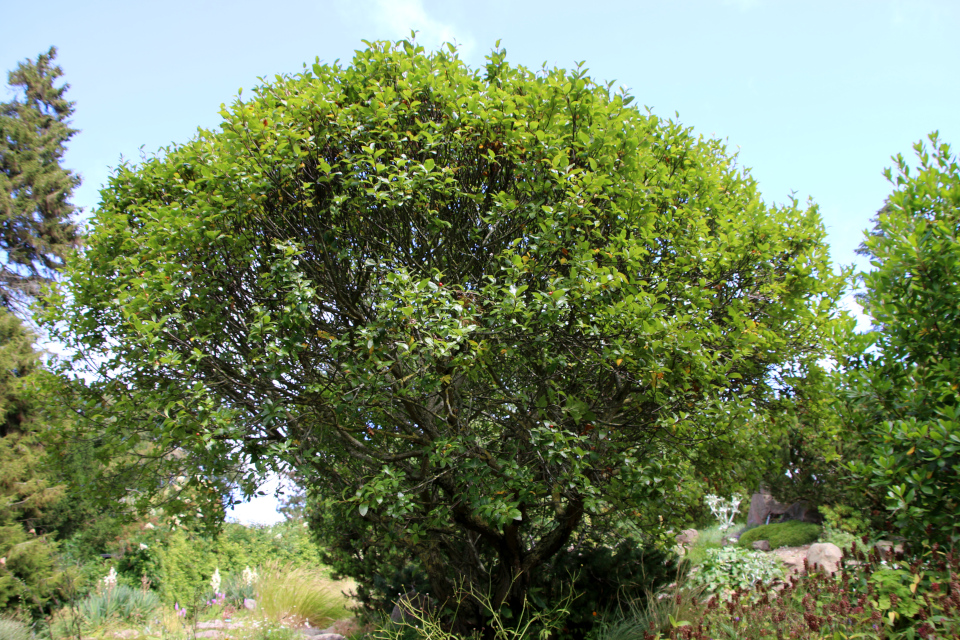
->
[806,543,843,574]
[746,489,790,526]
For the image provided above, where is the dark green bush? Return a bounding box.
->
[737,521,820,550]
[535,538,684,638]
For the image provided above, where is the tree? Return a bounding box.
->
[0,310,68,615]
[0,46,80,311]
[845,133,960,547]
[46,40,844,631]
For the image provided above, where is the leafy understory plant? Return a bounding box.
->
[704,495,744,532]
[690,547,784,598]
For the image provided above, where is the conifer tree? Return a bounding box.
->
[0,47,80,311]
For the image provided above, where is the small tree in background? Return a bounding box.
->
[0,310,68,616]
[46,40,845,631]
[0,46,81,312]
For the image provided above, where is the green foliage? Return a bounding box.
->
[0,311,70,618]
[845,133,960,547]
[255,563,351,628]
[681,526,725,567]
[610,541,960,639]
[115,520,321,606]
[0,47,80,310]
[45,39,845,630]
[689,547,784,596]
[534,537,682,636]
[817,503,870,552]
[0,615,31,640]
[74,585,160,628]
[737,521,821,550]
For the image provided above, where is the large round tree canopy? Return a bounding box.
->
[47,40,843,619]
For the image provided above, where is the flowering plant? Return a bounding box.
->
[100,567,118,592]
[705,493,744,532]
[241,566,258,587]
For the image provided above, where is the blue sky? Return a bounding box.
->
[4,0,957,523]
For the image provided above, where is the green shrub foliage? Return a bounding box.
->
[737,521,821,550]
[45,39,844,631]
[845,133,960,547]
[690,546,784,597]
[535,537,682,636]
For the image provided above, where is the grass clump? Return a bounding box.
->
[256,563,352,628]
[681,525,727,566]
[0,616,31,640]
[737,521,820,550]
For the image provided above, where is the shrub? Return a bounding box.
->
[689,547,784,597]
[737,521,820,550]
[535,538,684,636]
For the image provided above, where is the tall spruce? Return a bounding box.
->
[0,47,80,311]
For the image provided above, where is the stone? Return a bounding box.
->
[319,618,361,637]
[875,541,904,557]
[243,598,257,611]
[807,543,843,574]
[746,489,790,526]
[113,631,138,639]
[752,540,771,552]
[780,501,822,524]
[676,528,699,547]
[311,635,345,640]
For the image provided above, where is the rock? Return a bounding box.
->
[197,621,244,630]
[676,528,699,547]
[243,598,257,611]
[875,541,904,556]
[319,618,361,637]
[303,630,345,640]
[752,540,771,552]
[113,630,138,639]
[746,489,790,526]
[781,501,823,524]
[807,543,843,574]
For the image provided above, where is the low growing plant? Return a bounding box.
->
[689,547,784,598]
[0,615,31,640]
[737,521,820,550]
[605,541,960,639]
[256,563,352,628]
[681,526,726,567]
